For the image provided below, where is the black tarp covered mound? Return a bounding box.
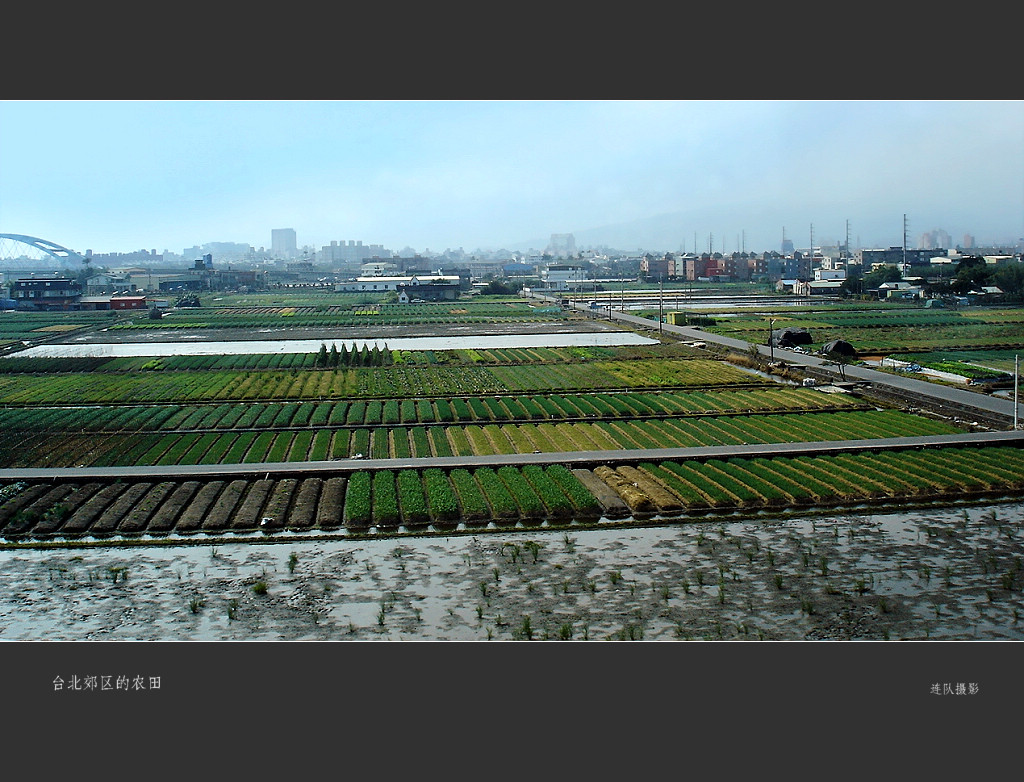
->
[820,339,856,357]
[770,327,812,347]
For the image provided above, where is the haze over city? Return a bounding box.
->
[1,100,1022,257]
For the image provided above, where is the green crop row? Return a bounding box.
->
[0,408,964,469]
[596,445,1024,513]
[10,445,1019,536]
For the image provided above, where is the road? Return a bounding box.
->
[564,298,1024,424]
[2,430,1022,482]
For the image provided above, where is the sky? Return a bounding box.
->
[1,100,1022,258]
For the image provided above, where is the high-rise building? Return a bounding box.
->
[319,240,391,266]
[546,233,576,257]
[918,229,951,249]
[272,228,298,259]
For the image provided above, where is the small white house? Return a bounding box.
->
[795,280,844,296]
[813,268,846,281]
[878,281,922,300]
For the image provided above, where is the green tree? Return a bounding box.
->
[822,350,855,381]
[991,263,1024,299]
[317,342,328,367]
[482,280,518,295]
[951,255,991,294]
[860,264,903,291]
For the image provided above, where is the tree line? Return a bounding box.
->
[314,342,393,367]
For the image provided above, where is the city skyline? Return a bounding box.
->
[1,100,1021,257]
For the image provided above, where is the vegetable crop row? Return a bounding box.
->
[0,409,963,469]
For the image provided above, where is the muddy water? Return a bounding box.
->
[1,501,1021,641]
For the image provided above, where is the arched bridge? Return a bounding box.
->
[0,234,86,263]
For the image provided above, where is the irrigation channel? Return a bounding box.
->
[1,500,1021,640]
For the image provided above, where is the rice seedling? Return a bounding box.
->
[523,540,542,564]
[501,542,521,564]
[516,615,534,641]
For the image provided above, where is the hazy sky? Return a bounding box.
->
[1,100,1021,256]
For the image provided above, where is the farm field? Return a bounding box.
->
[2,444,1022,539]
[0,310,124,351]
[3,500,1021,641]
[0,338,967,469]
[0,354,761,404]
[0,407,962,468]
[0,295,1020,541]
[693,304,1024,356]
[887,349,1020,376]
[107,298,568,331]
[1,293,1023,646]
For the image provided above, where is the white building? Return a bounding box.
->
[795,280,845,296]
[813,268,846,281]
[541,264,587,290]
[360,261,398,277]
[334,275,460,293]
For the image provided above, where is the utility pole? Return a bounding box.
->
[769,318,775,360]
[1015,354,1019,430]
[903,213,909,276]
[659,274,664,334]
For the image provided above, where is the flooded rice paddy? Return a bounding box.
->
[1,500,1021,641]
